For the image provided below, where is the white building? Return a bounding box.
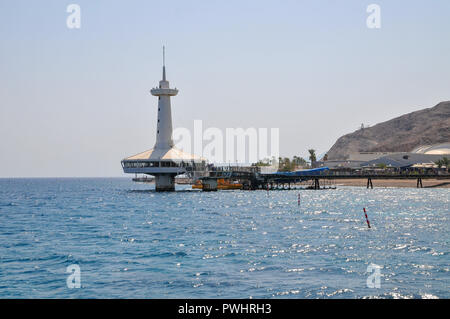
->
[121,49,206,191]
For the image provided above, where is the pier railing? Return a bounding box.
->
[266,170,449,179]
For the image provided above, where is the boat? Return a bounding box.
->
[192,178,242,190]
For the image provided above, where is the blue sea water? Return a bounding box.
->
[0,178,448,299]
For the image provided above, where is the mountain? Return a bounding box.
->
[326,101,450,160]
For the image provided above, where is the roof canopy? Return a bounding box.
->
[123,147,205,162]
[412,143,450,155]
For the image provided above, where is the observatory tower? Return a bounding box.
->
[121,47,205,191]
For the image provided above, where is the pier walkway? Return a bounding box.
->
[200,169,450,190]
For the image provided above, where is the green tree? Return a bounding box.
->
[283,157,292,171]
[293,156,308,167]
[274,155,310,171]
[254,158,270,166]
[308,149,316,166]
[277,157,296,171]
[376,163,387,169]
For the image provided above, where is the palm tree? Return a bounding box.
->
[308,149,316,167]
[284,157,291,171]
[297,156,308,167]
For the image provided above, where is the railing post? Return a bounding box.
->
[367,177,373,189]
[417,178,423,188]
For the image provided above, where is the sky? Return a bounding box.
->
[1,0,449,177]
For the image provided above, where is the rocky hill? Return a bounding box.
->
[326,101,450,160]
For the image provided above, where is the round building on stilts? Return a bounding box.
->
[121,47,206,191]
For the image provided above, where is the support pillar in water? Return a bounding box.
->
[417,178,423,188]
[155,174,176,192]
[202,178,218,191]
[367,178,373,189]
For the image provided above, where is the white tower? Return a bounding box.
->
[121,47,206,191]
[151,46,178,149]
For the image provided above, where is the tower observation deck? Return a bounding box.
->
[121,48,206,191]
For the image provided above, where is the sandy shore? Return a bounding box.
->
[334,179,450,188]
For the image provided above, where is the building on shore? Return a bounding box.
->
[317,144,449,171]
[411,143,450,155]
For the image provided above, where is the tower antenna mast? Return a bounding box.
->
[162,46,166,81]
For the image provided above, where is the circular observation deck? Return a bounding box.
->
[150,88,178,96]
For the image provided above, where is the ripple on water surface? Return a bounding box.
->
[0,178,448,298]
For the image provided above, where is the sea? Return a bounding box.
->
[0,178,448,298]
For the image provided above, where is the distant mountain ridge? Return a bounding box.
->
[326,101,450,160]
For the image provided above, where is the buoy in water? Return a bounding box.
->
[363,207,371,228]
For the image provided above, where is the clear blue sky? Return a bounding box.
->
[1,0,449,177]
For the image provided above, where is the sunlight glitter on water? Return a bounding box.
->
[0,178,448,298]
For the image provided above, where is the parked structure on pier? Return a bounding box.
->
[121,48,206,191]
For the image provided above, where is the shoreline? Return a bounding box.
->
[334,178,450,188]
